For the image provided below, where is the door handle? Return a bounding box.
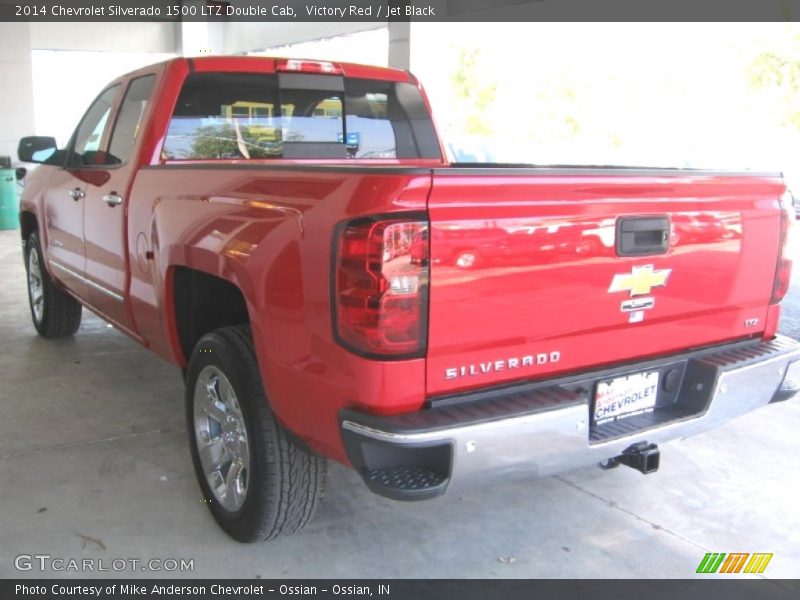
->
[68,188,85,201]
[616,216,670,257]
[103,193,123,207]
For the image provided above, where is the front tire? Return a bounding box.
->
[25,233,82,338]
[186,325,326,542]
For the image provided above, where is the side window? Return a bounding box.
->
[71,86,119,167]
[344,80,394,158]
[106,75,156,165]
[344,79,442,159]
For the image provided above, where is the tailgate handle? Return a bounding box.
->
[616,216,669,256]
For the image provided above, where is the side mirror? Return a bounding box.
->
[18,136,59,164]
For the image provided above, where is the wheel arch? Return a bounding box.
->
[168,265,252,365]
[19,210,38,250]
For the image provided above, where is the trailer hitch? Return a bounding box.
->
[600,442,660,474]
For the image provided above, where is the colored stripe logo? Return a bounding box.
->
[696,553,773,574]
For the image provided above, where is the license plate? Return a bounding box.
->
[593,371,659,424]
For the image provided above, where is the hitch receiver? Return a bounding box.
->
[601,442,660,474]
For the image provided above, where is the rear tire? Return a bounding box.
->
[186,325,326,542]
[25,233,82,338]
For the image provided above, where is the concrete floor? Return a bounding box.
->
[1,227,799,580]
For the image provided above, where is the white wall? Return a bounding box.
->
[30,22,177,53]
[0,24,35,162]
[27,22,178,148]
[246,28,388,67]
[0,22,178,164]
[31,50,174,146]
[224,23,383,54]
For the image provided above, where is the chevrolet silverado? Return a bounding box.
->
[16,56,800,542]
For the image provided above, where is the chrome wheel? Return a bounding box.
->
[193,365,250,512]
[28,246,44,324]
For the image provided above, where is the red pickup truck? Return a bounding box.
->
[17,56,800,543]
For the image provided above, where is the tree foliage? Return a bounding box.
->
[450,48,497,135]
[190,123,279,159]
[749,38,800,129]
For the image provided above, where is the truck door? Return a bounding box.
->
[82,74,156,333]
[44,85,120,304]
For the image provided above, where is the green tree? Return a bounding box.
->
[749,36,800,129]
[450,48,497,135]
[190,123,277,159]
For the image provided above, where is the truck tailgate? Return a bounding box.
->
[426,169,785,396]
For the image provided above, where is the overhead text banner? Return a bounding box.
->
[2,0,800,22]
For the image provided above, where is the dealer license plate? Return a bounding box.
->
[593,371,659,424]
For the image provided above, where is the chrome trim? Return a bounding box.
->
[27,245,44,324]
[193,365,250,512]
[49,261,124,302]
[343,335,800,492]
[68,188,85,201]
[102,193,123,207]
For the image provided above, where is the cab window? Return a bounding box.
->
[106,75,156,165]
[162,71,441,161]
[70,86,119,167]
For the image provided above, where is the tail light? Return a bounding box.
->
[333,216,429,358]
[275,59,343,75]
[771,191,794,304]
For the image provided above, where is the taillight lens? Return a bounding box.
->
[772,191,794,304]
[333,216,429,358]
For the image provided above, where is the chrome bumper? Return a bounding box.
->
[341,335,800,500]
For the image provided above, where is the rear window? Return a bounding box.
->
[162,72,440,161]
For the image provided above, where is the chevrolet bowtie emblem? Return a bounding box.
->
[608,265,672,297]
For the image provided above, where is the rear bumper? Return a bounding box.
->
[340,335,800,501]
